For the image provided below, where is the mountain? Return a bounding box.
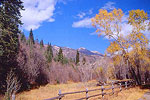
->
[53,46,103,58]
[52,45,105,65]
[78,47,103,56]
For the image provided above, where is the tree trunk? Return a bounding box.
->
[130,66,140,85]
[136,64,141,85]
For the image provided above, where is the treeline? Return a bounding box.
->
[1,25,94,93]
[18,29,86,85]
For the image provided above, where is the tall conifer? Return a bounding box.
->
[58,47,63,63]
[29,29,35,45]
[45,43,53,63]
[76,50,80,64]
[40,40,44,48]
[0,0,24,91]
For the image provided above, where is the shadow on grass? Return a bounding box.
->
[140,83,150,89]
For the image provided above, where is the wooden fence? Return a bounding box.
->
[44,80,135,100]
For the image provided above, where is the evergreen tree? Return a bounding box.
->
[45,43,53,63]
[82,57,86,65]
[20,33,26,42]
[0,0,24,64]
[62,57,69,64]
[50,44,53,57]
[35,38,39,43]
[40,40,44,48]
[29,29,35,45]
[75,50,80,64]
[57,47,63,63]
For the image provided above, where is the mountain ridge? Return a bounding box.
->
[52,45,103,57]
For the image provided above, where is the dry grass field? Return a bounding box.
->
[11,80,149,100]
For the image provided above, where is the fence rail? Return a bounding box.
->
[44,79,135,100]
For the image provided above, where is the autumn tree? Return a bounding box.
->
[92,9,150,85]
[106,66,115,80]
[127,10,149,84]
[95,67,107,83]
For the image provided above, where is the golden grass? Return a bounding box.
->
[103,87,149,100]
[16,80,98,100]
[14,80,149,100]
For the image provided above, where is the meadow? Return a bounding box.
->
[15,80,148,100]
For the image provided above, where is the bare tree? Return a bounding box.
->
[4,69,21,100]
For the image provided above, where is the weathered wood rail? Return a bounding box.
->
[44,80,135,100]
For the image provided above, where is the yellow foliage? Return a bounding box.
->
[107,67,115,79]
[107,41,122,54]
[96,66,103,74]
[92,8,150,70]
[128,9,148,26]
[91,9,124,38]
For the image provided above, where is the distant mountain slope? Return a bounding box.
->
[78,47,103,56]
[52,45,105,65]
[52,46,103,57]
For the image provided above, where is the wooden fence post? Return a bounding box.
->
[143,81,145,85]
[119,83,122,92]
[125,82,127,89]
[136,81,138,85]
[132,80,135,86]
[112,82,114,94]
[101,85,104,98]
[86,88,88,100]
[12,94,15,100]
[58,90,62,100]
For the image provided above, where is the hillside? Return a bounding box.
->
[13,39,113,92]
[52,45,104,64]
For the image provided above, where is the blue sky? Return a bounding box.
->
[21,0,150,54]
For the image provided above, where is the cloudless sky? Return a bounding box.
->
[22,0,150,54]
